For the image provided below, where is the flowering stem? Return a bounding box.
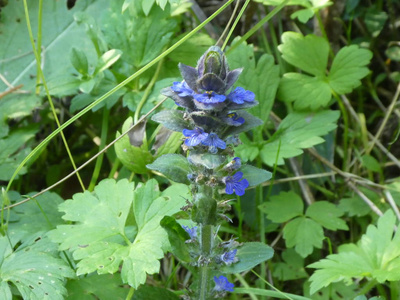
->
[199,265,210,300]
[199,224,213,299]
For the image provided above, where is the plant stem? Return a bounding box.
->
[199,224,213,300]
[35,0,43,95]
[333,92,349,171]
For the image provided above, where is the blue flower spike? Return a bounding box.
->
[221,249,238,265]
[228,87,255,104]
[182,225,198,240]
[171,81,194,97]
[213,275,234,292]
[224,171,249,196]
[183,128,208,147]
[201,132,226,154]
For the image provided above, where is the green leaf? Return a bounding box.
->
[49,179,188,289]
[132,285,180,300]
[306,201,349,231]
[260,110,340,165]
[273,248,308,280]
[66,274,128,300]
[361,154,382,172]
[223,111,264,137]
[188,151,226,170]
[115,117,154,174]
[338,187,378,217]
[70,47,89,75]
[0,235,75,300]
[308,210,400,294]
[160,216,191,262]
[278,32,329,77]
[278,73,332,110]
[227,39,280,122]
[240,165,272,187]
[153,129,182,157]
[259,191,304,223]
[94,49,122,74]
[328,45,373,94]
[221,242,274,274]
[283,217,324,257]
[147,154,190,184]
[151,110,190,132]
[364,7,388,38]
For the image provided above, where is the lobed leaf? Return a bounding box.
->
[259,191,304,223]
[306,201,349,231]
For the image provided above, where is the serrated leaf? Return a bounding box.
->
[240,165,272,187]
[278,32,329,77]
[273,248,308,280]
[338,187,378,217]
[221,242,274,274]
[227,39,280,122]
[259,191,304,223]
[283,217,324,257]
[306,201,349,231]
[278,73,332,110]
[147,154,190,184]
[66,274,128,300]
[308,210,400,294]
[328,45,373,94]
[0,235,75,300]
[49,179,188,289]
[260,110,340,165]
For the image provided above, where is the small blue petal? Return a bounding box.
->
[171,81,194,97]
[224,172,249,196]
[182,225,198,239]
[183,128,208,147]
[228,87,255,104]
[225,112,245,126]
[193,91,226,104]
[225,157,241,171]
[213,276,234,292]
[221,249,237,265]
[202,133,226,150]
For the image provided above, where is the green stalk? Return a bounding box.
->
[22,0,86,191]
[199,224,213,300]
[88,107,110,191]
[35,0,43,94]
[333,92,349,171]
[7,0,236,193]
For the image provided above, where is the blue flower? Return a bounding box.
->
[221,249,238,265]
[213,275,234,292]
[183,128,208,147]
[201,132,226,154]
[224,112,245,126]
[224,157,241,172]
[171,81,194,97]
[228,87,255,104]
[223,171,249,196]
[182,225,198,239]
[193,91,226,104]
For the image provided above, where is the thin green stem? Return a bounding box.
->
[256,158,266,295]
[126,287,134,300]
[333,92,349,171]
[357,279,378,296]
[226,0,289,54]
[134,55,164,123]
[7,0,235,193]
[35,0,43,94]
[88,108,110,191]
[221,0,251,51]
[251,270,294,300]
[22,0,86,191]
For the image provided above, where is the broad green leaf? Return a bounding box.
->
[160,216,191,263]
[260,110,340,165]
[66,274,128,300]
[70,47,89,75]
[188,151,226,170]
[0,127,38,180]
[338,187,378,217]
[94,49,122,74]
[147,154,190,184]
[273,248,308,280]
[227,39,280,122]
[151,110,191,132]
[328,45,373,94]
[0,0,99,91]
[221,242,274,274]
[278,32,329,76]
[259,191,304,223]
[306,201,349,231]
[283,217,324,257]
[240,165,272,187]
[103,1,177,68]
[153,130,182,157]
[115,117,154,174]
[308,210,400,294]
[49,179,188,288]
[278,73,332,110]
[132,285,180,300]
[361,154,381,172]
[0,235,75,300]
